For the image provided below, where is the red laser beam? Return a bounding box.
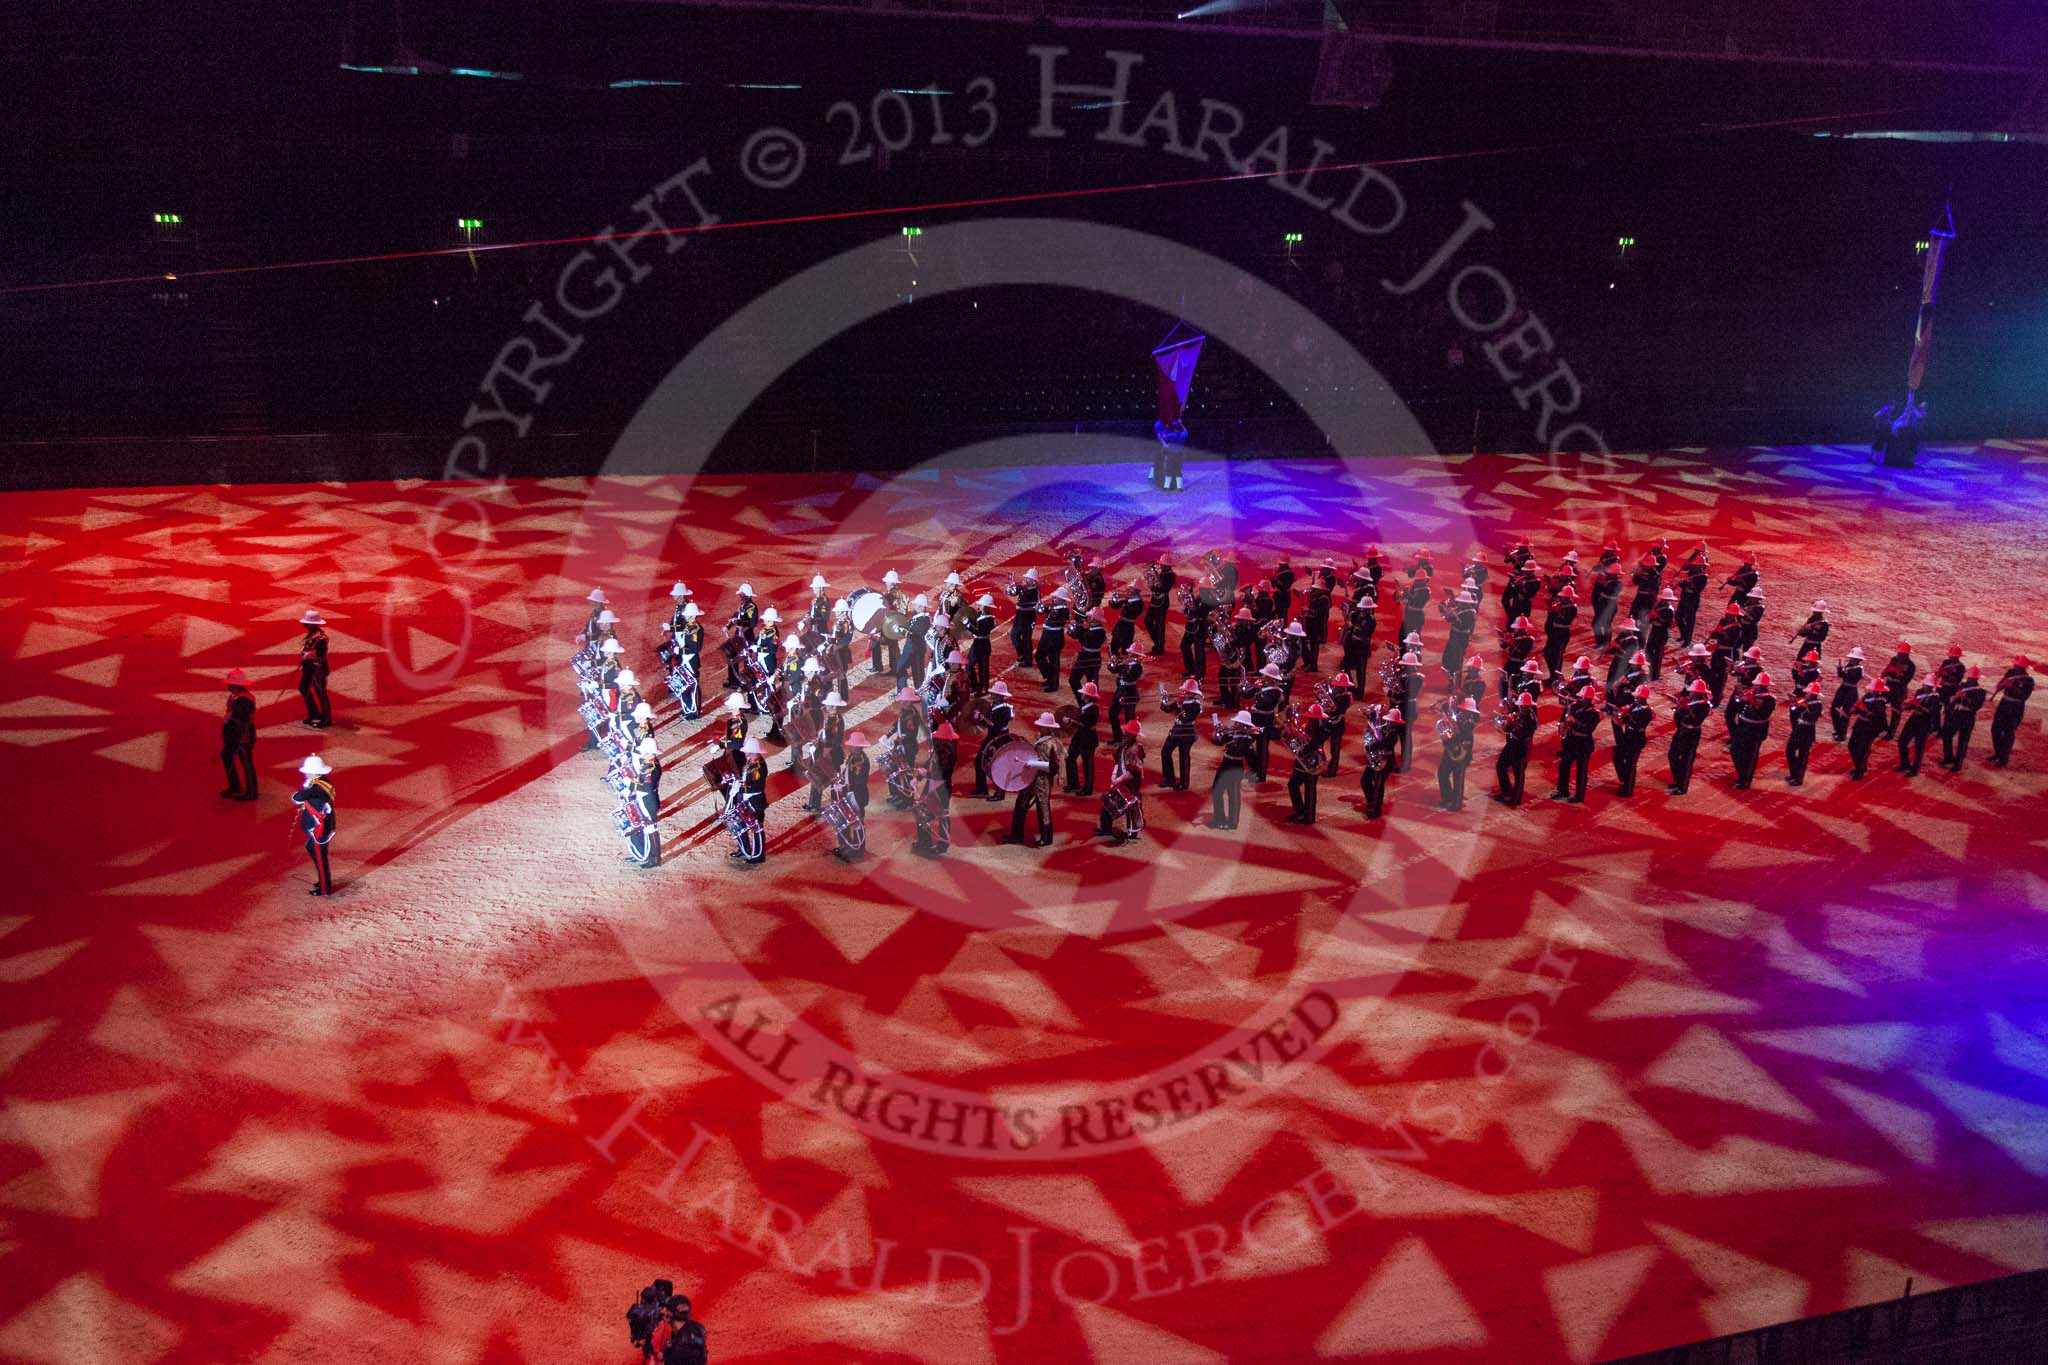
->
[0,105,1912,298]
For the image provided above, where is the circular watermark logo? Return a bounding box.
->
[531,215,1545,1163]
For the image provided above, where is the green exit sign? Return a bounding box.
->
[153,212,182,225]
[1284,232,1304,244]
[457,217,484,230]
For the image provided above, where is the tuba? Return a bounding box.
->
[1174,579,1197,615]
[1361,707,1393,773]
[1063,567,1093,616]
[1281,701,1328,774]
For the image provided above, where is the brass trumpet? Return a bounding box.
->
[1210,713,1258,743]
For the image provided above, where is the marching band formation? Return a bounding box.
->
[568,539,2038,869]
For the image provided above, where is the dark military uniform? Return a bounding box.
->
[1990,664,2034,767]
[1829,657,1865,741]
[1034,599,1070,691]
[1846,686,1890,780]
[1495,699,1538,805]
[1612,694,1653,797]
[220,683,258,800]
[297,623,332,727]
[1879,649,1916,740]
[625,749,662,868]
[1065,695,1101,795]
[1784,691,1821,785]
[1894,684,1941,776]
[1667,688,1712,795]
[1435,708,1478,811]
[1551,692,1601,802]
[1359,711,1402,820]
[1144,565,1175,656]
[1209,725,1254,829]
[1729,683,1777,789]
[1071,619,1107,702]
[1160,690,1201,789]
[1010,579,1041,667]
[1940,675,1987,770]
[290,771,338,894]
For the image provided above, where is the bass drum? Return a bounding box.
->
[845,587,886,632]
[989,738,1040,793]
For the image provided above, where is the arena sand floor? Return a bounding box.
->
[1,441,2045,1365]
